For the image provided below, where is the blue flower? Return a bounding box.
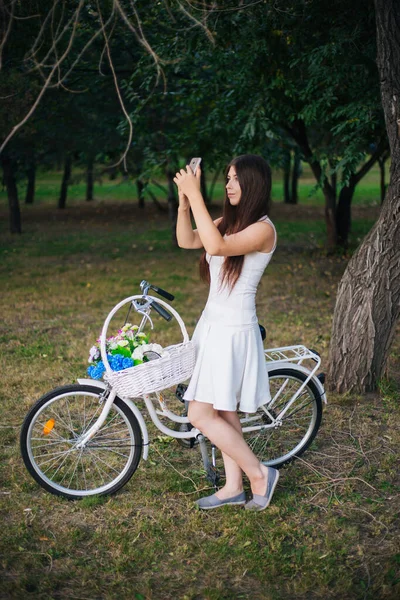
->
[122,357,134,369]
[87,360,106,380]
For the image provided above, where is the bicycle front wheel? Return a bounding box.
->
[242,368,322,468]
[20,384,142,499]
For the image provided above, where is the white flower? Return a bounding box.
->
[147,343,164,355]
[132,343,168,361]
[88,346,100,363]
[122,323,137,332]
[117,340,129,347]
[132,346,146,361]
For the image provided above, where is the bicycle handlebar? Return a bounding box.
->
[151,300,173,321]
[100,292,190,374]
[140,280,175,302]
[150,284,175,302]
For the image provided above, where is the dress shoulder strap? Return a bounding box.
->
[257,215,277,253]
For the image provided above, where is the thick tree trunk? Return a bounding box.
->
[137,179,145,209]
[25,161,36,204]
[2,155,21,233]
[290,149,300,204]
[328,0,400,393]
[86,157,94,201]
[166,167,178,245]
[58,155,72,209]
[283,151,291,203]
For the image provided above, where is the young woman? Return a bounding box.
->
[174,154,279,511]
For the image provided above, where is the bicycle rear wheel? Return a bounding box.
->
[20,384,142,499]
[242,368,322,468]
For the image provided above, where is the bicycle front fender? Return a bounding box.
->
[77,378,150,459]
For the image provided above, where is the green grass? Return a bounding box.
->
[0,202,399,599]
[0,161,385,208]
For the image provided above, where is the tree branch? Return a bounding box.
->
[0,0,16,71]
[0,0,85,155]
[96,0,133,171]
[352,137,389,186]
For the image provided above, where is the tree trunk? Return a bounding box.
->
[86,156,94,201]
[25,161,36,204]
[335,142,388,247]
[166,167,178,245]
[327,0,400,393]
[200,159,210,205]
[330,171,337,203]
[322,181,337,252]
[290,149,300,204]
[137,179,145,209]
[336,180,356,248]
[58,155,72,209]
[1,154,21,234]
[378,153,388,204]
[209,167,221,203]
[283,150,291,203]
[288,119,337,250]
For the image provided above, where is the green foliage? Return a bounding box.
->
[1,201,399,599]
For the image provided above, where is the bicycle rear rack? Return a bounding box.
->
[264,344,320,366]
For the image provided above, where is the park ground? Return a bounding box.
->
[0,167,399,599]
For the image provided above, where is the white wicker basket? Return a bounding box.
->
[99,294,195,398]
[104,340,195,397]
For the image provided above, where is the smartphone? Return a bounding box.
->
[189,157,202,174]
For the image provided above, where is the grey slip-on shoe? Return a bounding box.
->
[195,491,246,510]
[245,467,280,512]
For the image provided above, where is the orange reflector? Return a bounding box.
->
[43,418,55,435]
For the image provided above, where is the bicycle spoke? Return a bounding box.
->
[79,401,103,435]
[87,450,106,486]
[242,371,321,466]
[84,448,125,475]
[23,386,142,497]
[79,454,88,490]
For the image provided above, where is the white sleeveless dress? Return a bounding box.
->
[183,215,277,412]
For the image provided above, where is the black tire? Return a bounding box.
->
[241,367,323,468]
[20,384,142,499]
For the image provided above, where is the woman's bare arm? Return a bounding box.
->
[177,206,222,249]
[174,167,275,256]
[176,174,222,249]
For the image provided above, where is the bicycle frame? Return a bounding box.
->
[76,348,325,455]
[76,292,326,456]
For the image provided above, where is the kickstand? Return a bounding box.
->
[197,434,220,491]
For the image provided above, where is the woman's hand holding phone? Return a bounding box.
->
[174,163,202,203]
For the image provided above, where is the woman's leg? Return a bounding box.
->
[217,410,244,498]
[188,400,270,496]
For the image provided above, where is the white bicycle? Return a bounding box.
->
[20,280,327,499]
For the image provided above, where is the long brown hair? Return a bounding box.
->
[199,154,272,290]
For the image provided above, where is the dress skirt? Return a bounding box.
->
[183,310,272,413]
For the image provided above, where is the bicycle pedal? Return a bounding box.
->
[206,465,221,487]
[175,383,188,402]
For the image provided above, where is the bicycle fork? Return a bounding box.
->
[75,388,117,448]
